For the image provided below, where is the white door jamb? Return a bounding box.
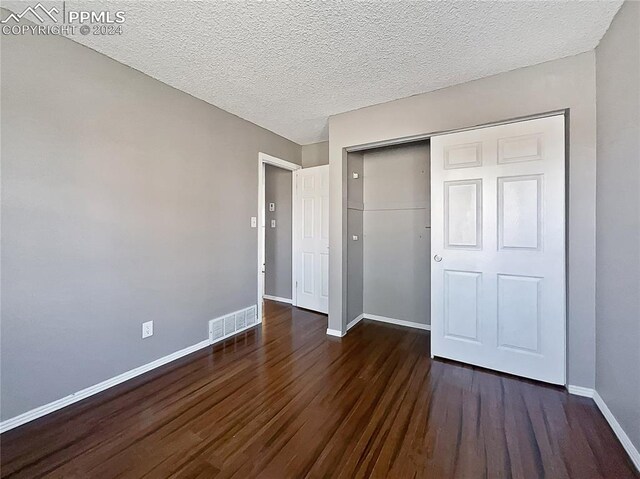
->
[257,152,301,323]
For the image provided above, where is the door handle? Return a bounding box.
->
[433,254,443,262]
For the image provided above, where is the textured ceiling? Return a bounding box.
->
[5,1,623,144]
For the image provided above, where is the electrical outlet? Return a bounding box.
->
[142,320,153,339]
[269,202,276,212]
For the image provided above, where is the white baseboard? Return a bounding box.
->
[347,314,364,331]
[363,313,431,331]
[593,391,640,472]
[326,328,345,337]
[263,295,293,305]
[340,313,430,336]
[567,385,595,398]
[0,339,211,434]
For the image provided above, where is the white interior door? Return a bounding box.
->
[431,115,566,384]
[295,165,329,313]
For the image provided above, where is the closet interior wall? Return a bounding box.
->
[347,151,364,325]
[347,141,431,328]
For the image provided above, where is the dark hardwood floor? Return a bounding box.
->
[1,300,637,478]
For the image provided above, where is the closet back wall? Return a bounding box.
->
[362,143,431,325]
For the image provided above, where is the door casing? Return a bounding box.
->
[340,110,568,385]
[257,152,301,322]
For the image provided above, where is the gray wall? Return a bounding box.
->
[595,1,640,452]
[264,165,293,300]
[362,143,430,324]
[302,141,329,168]
[346,152,363,324]
[0,22,301,420]
[329,52,598,389]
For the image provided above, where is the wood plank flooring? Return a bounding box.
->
[1,300,637,478]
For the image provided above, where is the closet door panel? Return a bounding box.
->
[431,115,566,385]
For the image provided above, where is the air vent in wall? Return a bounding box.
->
[224,314,236,336]
[236,311,247,330]
[246,306,257,326]
[209,305,259,345]
[209,318,224,341]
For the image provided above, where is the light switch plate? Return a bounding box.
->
[251,216,257,228]
[271,219,276,228]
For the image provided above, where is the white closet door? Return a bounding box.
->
[295,165,329,313]
[431,115,566,384]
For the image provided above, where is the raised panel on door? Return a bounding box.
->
[431,114,565,385]
[444,179,482,249]
[444,270,481,343]
[498,133,543,164]
[444,142,482,169]
[303,252,315,295]
[498,175,542,251]
[303,198,315,238]
[497,274,541,353]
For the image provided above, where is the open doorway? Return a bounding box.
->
[264,164,294,304]
[257,153,301,322]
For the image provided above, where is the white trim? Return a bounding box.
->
[345,109,566,153]
[257,152,301,324]
[326,328,345,337]
[593,391,640,472]
[567,385,595,398]
[347,314,364,331]
[0,339,210,434]
[259,152,302,171]
[291,170,298,307]
[363,313,431,331]
[263,294,293,305]
[342,313,431,334]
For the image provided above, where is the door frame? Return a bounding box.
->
[257,152,302,322]
[339,109,568,383]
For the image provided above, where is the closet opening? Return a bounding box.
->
[346,140,431,331]
[340,113,567,385]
